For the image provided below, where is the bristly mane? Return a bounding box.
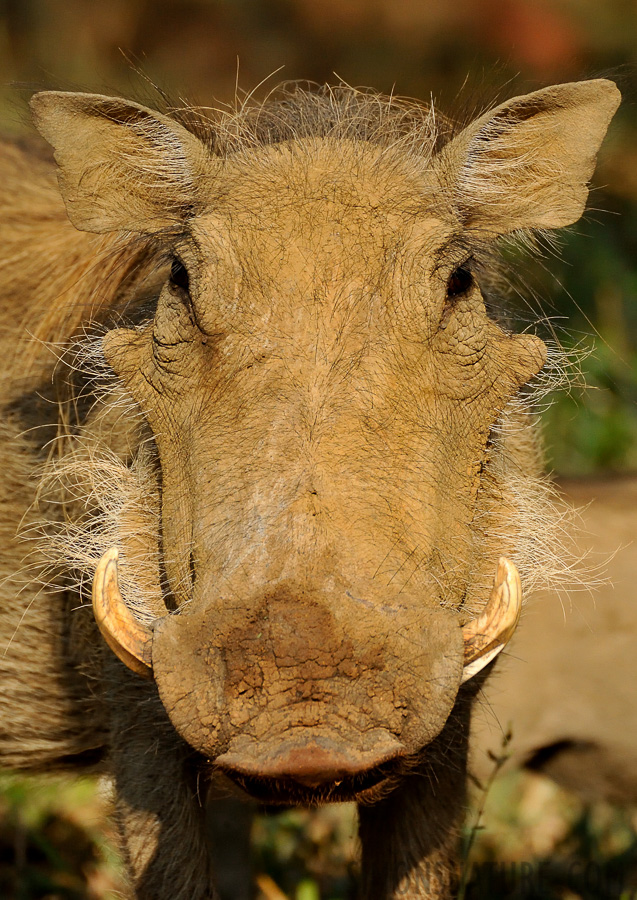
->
[171,83,453,158]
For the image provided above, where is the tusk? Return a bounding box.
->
[461,557,521,684]
[92,547,153,679]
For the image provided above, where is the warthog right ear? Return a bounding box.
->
[30,92,212,234]
[437,79,621,235]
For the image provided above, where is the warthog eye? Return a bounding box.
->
[169,257,190,294]
[446,263,474,299]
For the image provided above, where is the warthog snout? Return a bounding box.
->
[92,550,522,802]
[150,576,465,788]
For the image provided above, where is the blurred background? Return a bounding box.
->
[1,1,637,898]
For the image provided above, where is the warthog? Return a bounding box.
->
[0,80,619,898]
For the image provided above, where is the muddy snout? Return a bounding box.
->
[150,580,465,792]
[212,591,407,796]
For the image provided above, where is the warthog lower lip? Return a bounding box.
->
[216,732,404,781]
[221,767,396,805]
[214,730,405,803]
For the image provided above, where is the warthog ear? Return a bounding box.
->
[437,79,620,235]
[30,92,212,234]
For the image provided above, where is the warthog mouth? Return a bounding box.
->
[212,732,407,806]
[217,759,401,806]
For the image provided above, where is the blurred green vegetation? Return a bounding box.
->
[530,195,637,475]
[7,767,637,900]
[462,769,637,900]
[253,806,358,899]
[2,0,637,897]
[0,772,123,899]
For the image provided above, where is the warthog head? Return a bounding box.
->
[32,80,619,804]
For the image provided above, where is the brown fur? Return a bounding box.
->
[0,82,620,898]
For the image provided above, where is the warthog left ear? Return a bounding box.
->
[437,79,620,235]
[31,92,213,234]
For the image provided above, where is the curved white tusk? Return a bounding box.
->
[92,547,154,679]
[461,557,521,684]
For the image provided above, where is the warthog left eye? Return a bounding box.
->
[169,257,190,294]
[446,263,474,300]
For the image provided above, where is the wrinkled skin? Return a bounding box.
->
[106,141,539,782]
[0,80,620,898]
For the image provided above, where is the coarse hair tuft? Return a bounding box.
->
[172,82,451,160]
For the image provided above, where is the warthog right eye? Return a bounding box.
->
[169,257,190,294]
[446,263,474,300]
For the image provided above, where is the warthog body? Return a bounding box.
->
[0,81,619,898]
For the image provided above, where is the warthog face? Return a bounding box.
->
[32,80,619,804]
